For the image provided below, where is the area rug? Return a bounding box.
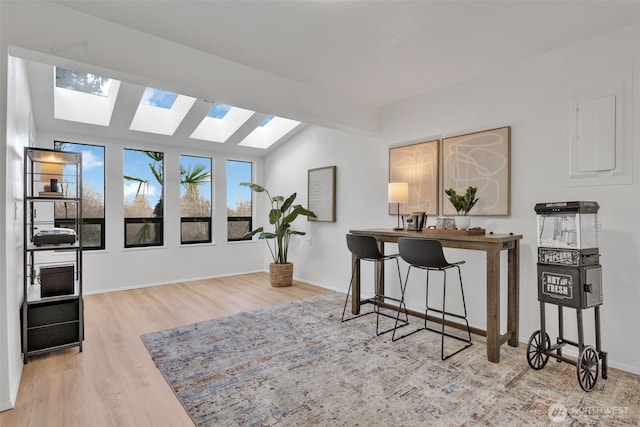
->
[141,293,639,426]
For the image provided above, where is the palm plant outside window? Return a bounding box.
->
[123,149,164,247]
[180,155,212,244]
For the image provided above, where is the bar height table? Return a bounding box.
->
[349,228,522,363]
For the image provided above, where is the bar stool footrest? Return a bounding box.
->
[341,310,376,322]
[426,306,468,321]
[425,326,473,344]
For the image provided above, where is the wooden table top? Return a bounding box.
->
[349,228,523,244]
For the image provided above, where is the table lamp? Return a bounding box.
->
[388,182,408,230]
[40,162,63,193]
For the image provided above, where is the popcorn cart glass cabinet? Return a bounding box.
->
[526,201,607,392]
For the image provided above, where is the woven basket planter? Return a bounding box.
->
[269,263,293,287]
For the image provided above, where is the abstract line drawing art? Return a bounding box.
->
[442,126,511,216]
[389,139,439,216]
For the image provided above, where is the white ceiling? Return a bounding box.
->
[54,0,640,107]
[28,1,640,155]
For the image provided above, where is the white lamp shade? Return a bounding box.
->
[388,182,409,204]
[39,162,64,182]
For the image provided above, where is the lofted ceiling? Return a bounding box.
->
[26,1,640,155]
[27,60,305,156]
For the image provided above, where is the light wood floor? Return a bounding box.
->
[0,273,331,427]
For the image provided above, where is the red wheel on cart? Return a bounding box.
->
[526,330,550,370]
[577,345,599,392]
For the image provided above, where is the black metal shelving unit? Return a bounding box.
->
[22,147,83,363]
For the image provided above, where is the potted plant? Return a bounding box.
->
[240,182,316,287]
[444,186,479,230]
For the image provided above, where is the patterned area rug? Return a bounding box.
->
[141,293,639,426]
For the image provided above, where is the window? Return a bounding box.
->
[55,67,112,96]
[140,87,178,109]
[190,103,255,143]
[180,155,212,244]
[238,115,301,149]
[227,160,252,241]
[123,149,164,247]
[129,87,196,136]
[54,141,105,250]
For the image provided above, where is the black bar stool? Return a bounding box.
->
[392,237,472,360]
[342,234,409,336]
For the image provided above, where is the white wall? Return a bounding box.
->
[35,130,266,294]
[264,125,389,290]
[1,0,638,410]
[267,24,640,374]
[0,56,30,411]
[0,0,274,408]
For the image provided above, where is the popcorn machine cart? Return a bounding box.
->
[526,201,607,391]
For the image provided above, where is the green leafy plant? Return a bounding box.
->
[240,182,316,264]
[445,186,479,215]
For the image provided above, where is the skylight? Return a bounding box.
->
[207,103,232,119]
[140,87,179,109]
[50,65,305,150]
[190,104,255,143]
[130,88,197,136]
[55,67,112,97]
[259,115,275,127]
[238,115,301,149]
[54,67,120,126]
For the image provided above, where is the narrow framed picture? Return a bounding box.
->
[308,166,336,222]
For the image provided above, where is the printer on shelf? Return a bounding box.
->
[33,227,77,246]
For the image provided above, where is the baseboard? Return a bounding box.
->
[0,360,23,412]
[292,276,342,293]
[84,270,340,296]
[83,269,266,296]
[546,346,640,376]
[0,400,11,412]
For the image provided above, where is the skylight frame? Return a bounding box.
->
[129,87,197,136]
[238,115,301,149]
[53,67,121,127]
[190,103,255,143]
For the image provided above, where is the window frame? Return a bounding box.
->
[123,148,164,248]
[180,217,212,245]
[179,154,213,245]
[226,160,253,242]
[54,140,106,251]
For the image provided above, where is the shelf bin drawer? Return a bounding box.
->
[39,265,74,297]
[27,300,79,328]
[27,322,79,352]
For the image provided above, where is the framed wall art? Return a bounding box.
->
[308,166,336,222]
[389,139,439,216]
[442,126,511,216]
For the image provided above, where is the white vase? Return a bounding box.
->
[454,215,470,230]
